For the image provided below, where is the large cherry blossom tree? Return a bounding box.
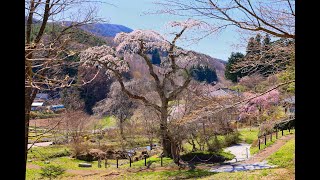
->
[80,19,202,160]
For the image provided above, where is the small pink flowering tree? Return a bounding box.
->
[239,90,280,130]
[80,19,202,161]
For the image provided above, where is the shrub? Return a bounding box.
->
[180,151,234,164]
[229,85,248,92]
[224,132,241,146]
[40,165,65,179]
[29,111,59,119]
[208,136,222,152]
[47,149,71,159]
[71,142,90,158]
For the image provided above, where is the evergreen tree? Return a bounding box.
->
[254,33,262,54]
[255,33,262,44]
[225,52,245,82]
[263,34,271,46]
[262,34,271,51]
[246,37,255,54]
[190,65,218,84]
[151,49,161,65]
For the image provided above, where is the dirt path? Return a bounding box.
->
[242,134,294,164]
[209,133,294,172]
[224,143,251,162]
[28,142,53,149]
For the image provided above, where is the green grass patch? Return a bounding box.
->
[93,116,117,129]
[238,128,259,144]
[250,129,295,155]
[26,168,42,180]
[28,145,71,160]
[31,157,101,170]
[218,150,236,160]
[26,166,75,180]
[122,155,173,168]
[30,157,130,170]
[30,111,59,119]
[250,139,276,155]
[267,138,295,168]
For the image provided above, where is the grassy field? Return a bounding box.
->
[70,167,293,180]
[28,145,71,160]
[267,138,295,169]
[122,155,174,168]
[26,127,295,179]
[238,128,259,144]
[26,165,80,180]
[26,169,42,180]
[250,129,295,155]
[98,116,116,129]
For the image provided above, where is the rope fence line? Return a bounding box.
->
[93,153,223,169]
[257,119,295,151]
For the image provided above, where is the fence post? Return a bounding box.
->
[105,158,108,168]
[98,158,101,168]
[264,134,267,145]
[177,157,180,166]
[289,127,290,133]
[161,155,163,167]
[282,129,284,136]
[116,158,118,168]
[246,147,248,159]
[276,129,278,139]
[144,155,147,166]
[270,132,272,142]
[130,157,132,167]
[258,138,260,150]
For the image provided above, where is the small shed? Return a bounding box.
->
[31,102,44,111]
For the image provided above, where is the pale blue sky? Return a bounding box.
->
[97,0,246,61]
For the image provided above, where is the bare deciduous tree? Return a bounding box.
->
[156,0,295,39]
[25,0,103,161]
[62,111,90,157]
[93,82,138,149]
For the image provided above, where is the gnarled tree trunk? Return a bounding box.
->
[160,108,172,157]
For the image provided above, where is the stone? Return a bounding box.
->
[78,163,92,167]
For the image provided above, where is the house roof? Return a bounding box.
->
[32,102,44,107]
